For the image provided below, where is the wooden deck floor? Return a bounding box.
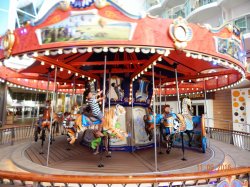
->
[25,136,213,173]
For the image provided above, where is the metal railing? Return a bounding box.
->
[164,0,217,19]
[166,4,185,19]
[184,0,217,17]
[0,124,65,145]
[0,125,35,145]
[0,167,249,186]
[205,117,250,151]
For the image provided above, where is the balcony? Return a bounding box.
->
[234,14,250,34]
[166,4,185,19]
[163,0,219,23]
[184,0,217,18]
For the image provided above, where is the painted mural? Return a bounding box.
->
[231,89,250,132]
[133,107,152,144]
[215,36,245,63]
[36,10,136,45]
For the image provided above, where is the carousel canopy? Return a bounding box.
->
[0,0,247,99]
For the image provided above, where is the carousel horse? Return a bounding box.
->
[65,104,127,154]
[34,100,62,153]
[161,98,197,159]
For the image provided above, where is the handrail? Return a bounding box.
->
[205,117,250,126]
[0,124,65,145]
[0,167,249,184]
[0,125,33,130]
[209,127,250,136]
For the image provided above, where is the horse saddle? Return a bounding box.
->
[82,114,101,126]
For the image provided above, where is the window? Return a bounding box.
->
[192,104,205,116]
[234,17,246,32]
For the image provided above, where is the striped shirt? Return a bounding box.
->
[87,97,101,116]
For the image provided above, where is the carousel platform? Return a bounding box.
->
[7,135,234,175]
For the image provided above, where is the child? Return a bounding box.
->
[85,90,105,132]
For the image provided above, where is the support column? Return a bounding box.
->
[0,82,7,127]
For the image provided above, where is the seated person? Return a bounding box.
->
[85,90,105,133]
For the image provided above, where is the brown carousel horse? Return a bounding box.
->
[34,100,63,154]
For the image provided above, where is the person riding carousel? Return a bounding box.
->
[85,89,106,154]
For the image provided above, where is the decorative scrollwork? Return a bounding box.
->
[169,17,193,50]
[1,30,15,58]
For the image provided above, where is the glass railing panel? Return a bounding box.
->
[184,0,217,17]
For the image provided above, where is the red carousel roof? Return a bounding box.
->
[0,1,246,96]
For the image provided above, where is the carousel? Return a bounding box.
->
[0,0,247,172]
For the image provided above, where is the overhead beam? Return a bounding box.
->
[87,68,135,74]
[36,56,99,80]
[144,72,167,79]
[69,60,146,66]
[131,54,160,79]
[159,69,237,84]
[67,52,93,65]
[155,63,189,75]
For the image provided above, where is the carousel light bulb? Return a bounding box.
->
[41,61,45,65]
[87,47,92,53]
[68,70,71,74]
[208,56,213,62]
[64,82,66,85]
[82,75,85,78]
[45,50,50,56]
[225,75,228,78]
[135,47,140,53]
[164,49,170,56]
[60,67,63,71]
[189,79,191,82]
[103,47,108,52]
[119,47,124,52]
[88,77,90,80]
[51,65,55,69]
[158,56,162,61]
[42,80,44,83]
[72,48,77,53]
[22,53,28,59]
[58,49,63,54]
[186,52,191,57]
[75,73,78,76]
[150,48,155,53]
[153,61,157,65]
[141,71,144,75]
[33,52,38,57]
